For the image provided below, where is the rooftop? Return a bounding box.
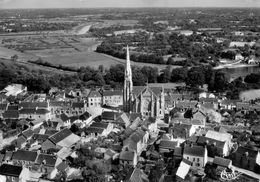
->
[0,164,23,177]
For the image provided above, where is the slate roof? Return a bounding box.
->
[102,111,121,120]
[49,101,70,107]
[197,136,226,148]
[129,130,146,143]
[0,103,7,110]
[125,167,149,182]
[85,127,104,134]
[35,154,57,167]
[0,164,23,177]
[175,100,198,109]
[49,128,72,144]
[89,122,109,129]
[12,150,37,162]
[56,162,69,172]
[32,134,49,141]
[132,86,162,98]
[22,129,34,139]
[7,105,18,110]
[71,102,85,109]
[2,110,19,119]
[159,140,178,150]
[127,113,141,122]
[18,102,48,109]
[183,145,205,157]
[119,151,135,161]
[88,90,102,98]
[19,108,50,115]
[213,157,231,167]
[79,111,91,120]
[60,113,70,121]
[103,90,123,97]
[236,146,259,159]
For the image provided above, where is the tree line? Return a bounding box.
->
[0,59,259,100]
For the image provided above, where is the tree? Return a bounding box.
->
[159,65,171,83]
[186,66,205,87]
[213,71,228,92]
[171,67,188,82]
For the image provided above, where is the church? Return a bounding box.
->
[123,46,165,119]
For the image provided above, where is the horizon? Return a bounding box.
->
[0,0,260,9]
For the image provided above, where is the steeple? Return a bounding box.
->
[123,45,133,112]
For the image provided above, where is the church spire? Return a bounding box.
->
[123,45,133,112]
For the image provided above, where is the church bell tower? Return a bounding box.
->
[123,46,133,112]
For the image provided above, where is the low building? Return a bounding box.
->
[123,129,149,155]
[0,84,27,97]
[232,146,260,174]
[34,154,57,174]
[119,151,138,167]
[102,90,123,107]
[87,90,102,107]
[12,150,38,167]
[19,108,51,121]
[0,164,23,182]
[183,145,207,169]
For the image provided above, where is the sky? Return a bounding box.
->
[0,0,260,9]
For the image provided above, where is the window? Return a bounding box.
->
[197,158,200,162]
[196,163,200,167]
[193,158,195,162]
[187,157,189,160]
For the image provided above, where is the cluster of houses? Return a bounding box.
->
[0,83,260,181]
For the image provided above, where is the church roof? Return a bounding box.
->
[132,86,163,98]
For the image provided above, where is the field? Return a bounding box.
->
[0,46,37,61]
[240,89,260,101]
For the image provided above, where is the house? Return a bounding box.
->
[0,103,8,118]
[71,102,86,115]
[19,108,51,122]
[183,145,207,169]
[71,111,93,128]
[196,136,230,157]
[123,129,149,155]
[0,164,23,182]
[34,154,57,174]
[175,100,198,111]
[115,112,131,128]
[2,110,19,120]
[232,146,260,174]
[159,140,178,153]
[192,110,207,124]
[101,111,121,121]
[119,151,138,167]
[142,117,158,136]
[219,100,237,110]
[199,92,216,99]
[176,159,192,180]
[18,102,49,110]
[124,167,149,182]
[171,123,195,140]
[87,90,102,107]
[41,128,80,152]
[0,84,27,97]
[13,135,27,149]
[213,156,232,168]
[49,101,70,115]
[85,122,113,137]
[104,149,118,161]
[32,134,49,144]
[67,89,82,98]
[205,130,232,148]
[102,90,123,107]
[12,150,38,166]
[236,102,251,113]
